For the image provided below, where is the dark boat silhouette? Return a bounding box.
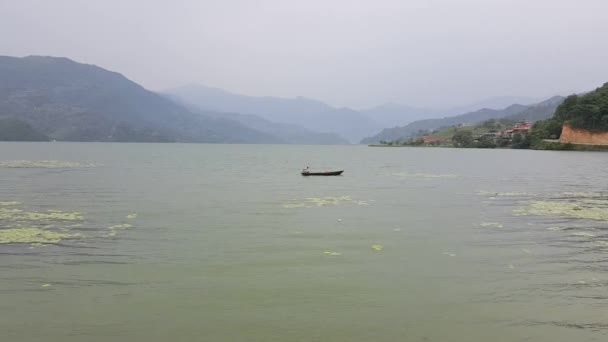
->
[301,170,344,176]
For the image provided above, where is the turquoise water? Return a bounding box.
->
[1,143,607,341]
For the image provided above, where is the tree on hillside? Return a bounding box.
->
[476,135,497,148]
[553,83,608,131]
[511,133,531,149]
[528,82,608,148]
[452,130,474,147]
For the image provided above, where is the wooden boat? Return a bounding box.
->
[301,170,344,176]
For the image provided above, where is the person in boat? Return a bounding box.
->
[303,166,310,173]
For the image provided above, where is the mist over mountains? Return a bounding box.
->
[165,84,383,143]
[0,55,567,144]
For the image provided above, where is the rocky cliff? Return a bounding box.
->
[560,124,608,145]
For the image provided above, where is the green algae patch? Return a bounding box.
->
[516,200,608,221]
[371,244,384,251]
[126,213,138,219]
[393,172,457,179]
[0,228,79,244]
[559,192,608,199]
[571,231,596,237]
[282,203,309,209]
[479,222,503,228]
[108,224,133,230]
[323,251,342,256]
[106,223,133,237]
[0,208,83,222]
[477,191,529,197]
[41,284,52,288]
[0,202,135,245]
[283,196,369,208]
[0,201,20,206]
[0,160,98,168]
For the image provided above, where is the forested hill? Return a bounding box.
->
[530,83,608,147]
[0,56,281,143]
[553,83,608,131]
[0,118,49,141]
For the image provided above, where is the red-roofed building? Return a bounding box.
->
[502,122,532,138]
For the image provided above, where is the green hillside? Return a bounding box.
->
[430,119,514,140]
[554,83,608,131]
[0,56,281,143]
[361,96,563,144]
[0,118,49,141]
[531,82,608,147]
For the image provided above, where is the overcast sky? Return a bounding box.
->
[1,0,608,109]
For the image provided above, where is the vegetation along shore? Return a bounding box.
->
[372,82,608,151]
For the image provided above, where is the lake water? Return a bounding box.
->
[1,143,608,342]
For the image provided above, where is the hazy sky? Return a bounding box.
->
[2,0,608,109]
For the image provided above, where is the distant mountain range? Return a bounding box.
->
[165,84,383,143]
[0,55,567,144]
[166,94,348,145]
[0,56,289,143]
[359,103,436,129]
[165,85,558,143]
[443,96,545,116]
[360,96,565,144]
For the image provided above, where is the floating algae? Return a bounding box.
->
[0,203,83,245]
[442,252,456,257]
[476,191,529,197]
[0,160,97,168]
[323,251,342,256]
[41,284,52,288]
[393,172,457,179]
[516,200,608,221]
[282,203,309,209]
[0,201,20,206]
[479,222,503,228]
[0,208,83,222]
[283,196,369,208]
[0,202,135,245]
[126,213,137,219]
[559,192,608,199]
[571,231,596,238]
[108,224,133,230]
[0,228,79,244]
[106,223,133,237]
[0,208,23,219]
[305,196,368,207]
[371,244,384,251]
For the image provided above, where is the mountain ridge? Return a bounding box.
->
[0,55,286,143]
[361,96,565,144]
[165,84,383,143]
[166,93,349,145]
